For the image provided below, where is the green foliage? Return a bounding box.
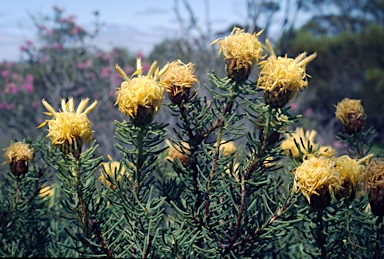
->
[1,2,384,258]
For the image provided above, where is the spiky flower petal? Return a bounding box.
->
[4,141,34,163]
[211,27,264,81]
[257,39,317,102]
[38,97,97,146]
[161,59,198,104]
[115,59,168,124]
[333,154,371,200]
[293,155,343,205]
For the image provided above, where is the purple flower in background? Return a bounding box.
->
[77,60,92,70]
[136,51,144,59]
[32,102,39,110]
[305,107,313,117]
[101,67,110,78]
[71,26,83,35]
[124,65,134,75]
[53,43,62,51]
[19,45,28,52]
[22,75,34,93]
[1,70,10,78]
[6,103,14,110]
[5,83,19,94]
[12,73,22,82]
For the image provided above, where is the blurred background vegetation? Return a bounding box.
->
[1,0,383,170]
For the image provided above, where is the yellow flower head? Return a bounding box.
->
[166,139,190,166]
[115,58,168,119]
[216,140,237,157]
[335,155,370,188]
[99,155,129,190]
[365,158,384,189]
[280,127,334,158]
[211,27,264,71]
[335,98,366,134]
[257,39,317,97]
[293,155,343,204]
[161,59,198,96]
[4,141,34,163]
[38,97,97,145]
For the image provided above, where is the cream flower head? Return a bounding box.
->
[335,98,366,134]
[211,27,264,70]
[257,39,317,98]
[115,58,168,120]
[38,97,97,145]
[161,60,198,95]
[334,155,370,188]
[211,26,264,81]
[4,141,34,163]
[293,155,343,204]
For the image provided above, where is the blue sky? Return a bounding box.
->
[0,0,309,61]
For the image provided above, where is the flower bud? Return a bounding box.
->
[131,105,155,127]
[335,98,366,134]
[4,141,34,176]
[263,87,293,108]
[309,186,331,211]
[365,158,384,216]
[225,59,252,82]
[161,60,198,105]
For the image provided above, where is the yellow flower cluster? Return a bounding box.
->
[293,155,343,203]
[161,59,198,97]
[257,39,317,97]
[293,154,371,204]
[211,27,264,72]
[335,155,366,190]
[280,127,334,158]
[115,58,168,119]
[99,155,130,190]
[4,141,34,163]
[38,97,97,145]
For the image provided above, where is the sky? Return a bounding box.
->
[0,0,310,61]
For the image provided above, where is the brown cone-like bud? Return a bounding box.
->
[10,160,29,176]
[226,59,252,82]
[368,186,384,217]
[343,113,366,134]
[264,87,292,109]
[131,105,155,127]
[309,186,331,211]
[168,87,191,105]
[335,180,356,201]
